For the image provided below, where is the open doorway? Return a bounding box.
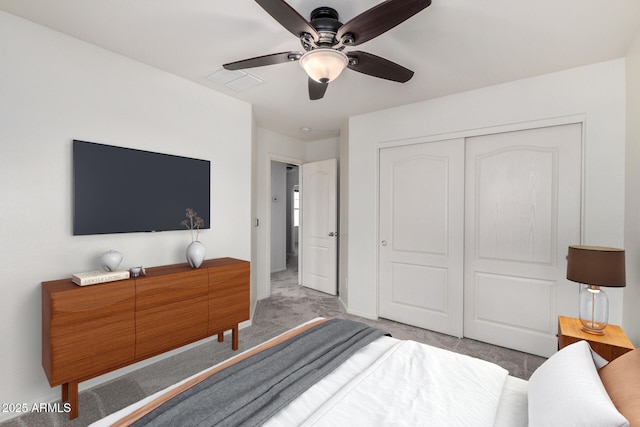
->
[270,161,300,294]
[290,183,300,263]
[268,158,338,297]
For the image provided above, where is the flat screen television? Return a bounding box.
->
[73,140,210,235]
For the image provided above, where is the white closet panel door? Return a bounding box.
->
[379,139,464,337]
[464,124,582,357]
[301,158,338,295]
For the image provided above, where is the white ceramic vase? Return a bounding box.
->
[186,241,206,268]
[101,250,123,272]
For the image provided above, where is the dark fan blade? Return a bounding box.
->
[255,0,319,41]
[347,51,414,83]
[308,78,328,100]
[336,0,431,46]
[223,52,302,70]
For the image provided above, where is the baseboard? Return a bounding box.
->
[345,306,378,320]
[337,295,348,312]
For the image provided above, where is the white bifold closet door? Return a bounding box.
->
[378,123,582,357]
[463,124,581,357]
[379,138,465,338]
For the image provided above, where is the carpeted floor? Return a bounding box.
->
[2,259,545,426]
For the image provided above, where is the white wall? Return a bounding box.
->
[306,137,340,161]
[624,28,640,345]
[347,59,626,322]
[0,11,252,420]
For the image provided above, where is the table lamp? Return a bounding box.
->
[566,245,626,335]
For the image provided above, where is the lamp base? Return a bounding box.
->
[581,323,605,335]
[579,285,609,336]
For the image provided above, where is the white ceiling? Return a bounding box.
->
[2,0,640,141]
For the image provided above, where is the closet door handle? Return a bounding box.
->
[381,240,388,246]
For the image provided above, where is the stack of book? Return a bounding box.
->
[72,270,130,286]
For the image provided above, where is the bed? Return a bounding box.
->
[91,318,639,427]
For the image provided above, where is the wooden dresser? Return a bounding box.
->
[42,257,249,419]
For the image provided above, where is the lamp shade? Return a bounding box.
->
[299,49,348,83]
[566,245,626,287]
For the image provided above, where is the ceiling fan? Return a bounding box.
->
[223,0,432,100]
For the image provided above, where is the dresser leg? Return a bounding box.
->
[217,332,224,342]
[232,325,238,350]
[62,382,78,419]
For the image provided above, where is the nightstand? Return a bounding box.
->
[558,315,634,361]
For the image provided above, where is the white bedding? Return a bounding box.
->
[92,320,529,426]
[266,336,523,427]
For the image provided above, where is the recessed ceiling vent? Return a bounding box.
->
[206,68,264,92]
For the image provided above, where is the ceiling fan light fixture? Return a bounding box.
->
[299,49,348,83]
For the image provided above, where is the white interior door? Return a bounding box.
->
[301,159,338,295]
[379,139,465,337]
[464,124,582,357]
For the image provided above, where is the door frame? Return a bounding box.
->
[262,154,304,298]
[376,114,586,321]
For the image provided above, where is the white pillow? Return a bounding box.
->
[528,341,628,427]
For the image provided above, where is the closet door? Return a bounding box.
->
[379,139,465,337]
[464,124,582,357]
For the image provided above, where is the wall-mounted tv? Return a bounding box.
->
[73,140,210,235]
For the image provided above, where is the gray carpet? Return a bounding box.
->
[2,261,545,427]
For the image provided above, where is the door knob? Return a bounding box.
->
[381,240,388,246]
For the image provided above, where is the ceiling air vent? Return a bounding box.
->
[206,69,264,92]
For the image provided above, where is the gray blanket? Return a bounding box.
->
[132,319,387,427]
